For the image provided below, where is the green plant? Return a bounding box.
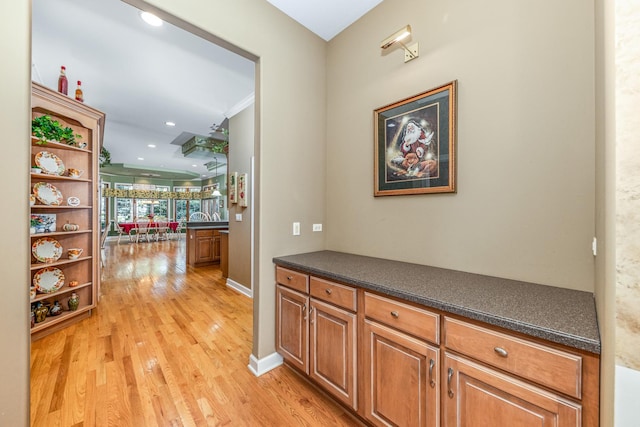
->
[209,125,229,154]
[31,115,81,146]
[100,146,111,167]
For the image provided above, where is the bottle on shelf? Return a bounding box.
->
[75,81,84,103]
[57,66,68,95]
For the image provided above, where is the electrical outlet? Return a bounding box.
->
[235,213,243,222]
[293,222,300,236]
[312,224,322,232]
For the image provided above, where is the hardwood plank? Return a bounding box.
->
[31,239,360,426]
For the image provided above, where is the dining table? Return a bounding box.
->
[118,221,179,234]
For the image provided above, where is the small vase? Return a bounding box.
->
[34,302,48,323]
[68,293,79,311]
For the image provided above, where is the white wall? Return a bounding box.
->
[326,0,596,291]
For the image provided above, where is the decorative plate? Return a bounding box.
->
[35,151,65,176]
[33,182,63,206]
[32,237,63,263]
[33,266,65,294]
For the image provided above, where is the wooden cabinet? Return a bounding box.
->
[274,265,600,427]
[443,353,580,427]
[443,317,599,427]
[30,82,105,340]
[276,267,358,410]
[363,293,440,427]
[186,227,227,266]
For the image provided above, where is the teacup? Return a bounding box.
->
[68,168,84,178]
[68,280,79,288]
[30,286,36,300]
[30,194,36,207]
[63,223,80,231]
[68,248,83,259]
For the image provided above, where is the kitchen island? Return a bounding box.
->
[186,221,229,267]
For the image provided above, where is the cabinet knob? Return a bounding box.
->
[390,311,399,318]
[325,288,332,295]
[494,347,508,358]
[286,276,293,281]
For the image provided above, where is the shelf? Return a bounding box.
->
[31,205,92,210]
[31,282,92,302]
[31,304,93,334]
[30,255,92,270]
[31,136,92,153]
[30,230,93,238]
[30,173,91,182]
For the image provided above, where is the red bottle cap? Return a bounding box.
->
[77,81,82,85]
[61,66,66,70]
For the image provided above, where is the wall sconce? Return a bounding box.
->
[380,25,419,63]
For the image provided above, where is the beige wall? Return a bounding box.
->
[594,0,616,423]
[326,0,596,291]
[228,104,254,289]
[0,1,31,425]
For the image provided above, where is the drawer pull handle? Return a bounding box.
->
[309,306,314,323]
[429,359,436,388]
[447,367,454,398]
[494,347,508,358]
[286,276,293,280]
[302,303,307,319]
[325,289,332,295]
[390,311,399,318]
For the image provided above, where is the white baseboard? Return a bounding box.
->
[226,278,252,298]
[248,352,283,377]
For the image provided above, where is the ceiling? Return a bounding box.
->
[32,0,382,180]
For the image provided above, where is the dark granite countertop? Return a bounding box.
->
[186,221,229,230]
[273,250,600,354]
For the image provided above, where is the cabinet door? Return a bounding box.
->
[213,232,221,262]
[195,236,213,263]
[276,285,309,373]
[309,299,357,410]
[364,320,439,427]
[443,352,581,427]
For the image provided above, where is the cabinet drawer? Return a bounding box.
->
[195,229,214,237]
[310,277,356,311]
[364,292,439,344]
[444,317,582,399]
[276,267,309,293]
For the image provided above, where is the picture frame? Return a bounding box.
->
[229,172,238,204]
[374,81,457,196]
[238,173,248,207]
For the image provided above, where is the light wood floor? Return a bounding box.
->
[30,238,359,426]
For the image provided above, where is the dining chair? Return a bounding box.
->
[116,221,132,244]
[188,212,211,221]
[174,219,187,240]
[155,220,169,241]
[135,218,151,243]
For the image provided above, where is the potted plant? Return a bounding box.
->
[32,115,81,146]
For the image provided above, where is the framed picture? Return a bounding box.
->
[229,172,238,204]
[238,173,248,207]
[374,81,457,196]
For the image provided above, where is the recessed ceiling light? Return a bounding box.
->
[140,12,162,27]
[165,121,176,127]
[202,174,207,177]
[192,164,197,167]
[148,144,156,148]
[137,157,144,161]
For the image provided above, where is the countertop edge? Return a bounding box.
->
[273,256,601,354]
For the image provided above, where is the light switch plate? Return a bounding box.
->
[293,222,300,236]
[235,213,243,221]
[312,224,322,232]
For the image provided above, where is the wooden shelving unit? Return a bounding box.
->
[30,82,105,340]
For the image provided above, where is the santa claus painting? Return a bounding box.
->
[389,118,438,179]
